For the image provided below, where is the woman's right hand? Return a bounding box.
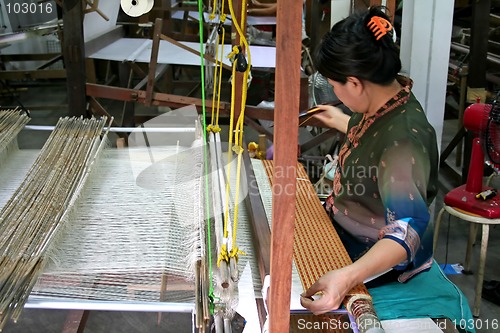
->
[312,105,350,133]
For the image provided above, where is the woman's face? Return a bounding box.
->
[327,78,361,113]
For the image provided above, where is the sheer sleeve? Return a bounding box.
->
[377,139,433,269]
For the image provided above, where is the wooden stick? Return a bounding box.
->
[268,1,303,332]
[160,34,232,71]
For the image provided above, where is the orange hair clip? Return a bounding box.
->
[367,16,393,41]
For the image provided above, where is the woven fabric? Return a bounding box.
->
[261,161,369,298]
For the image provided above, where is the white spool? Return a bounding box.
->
[145,0,154,13]
[120,0,153,17]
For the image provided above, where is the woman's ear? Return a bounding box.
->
[346,76,364,96]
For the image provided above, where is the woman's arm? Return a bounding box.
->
[312,105,350,133]
[247,4,277,16]
[248,0,277,16]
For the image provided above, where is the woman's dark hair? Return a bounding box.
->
[315,7,401,85]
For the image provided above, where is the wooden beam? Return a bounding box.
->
[243,150,272,329]
[85,83,280,121]
[0,69,66,80]
[369,0,397,21]
[243,152,272,282]
[160,34,232,71]
[300,128,339,154]
[468,0,491,88]
[88,97,126,139]
[36,55,63,70]
[244,116,274,142]
[62,0,87,117]
[0,53,61,62]
[464,0,491,183]
[146,18,163,106]
[118,62,136,127]
[269,1,303,332]
[61,310,89,333]
[134,64,169,90]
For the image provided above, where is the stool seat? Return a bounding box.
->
[444,184,500,219]
[433,204,500,317]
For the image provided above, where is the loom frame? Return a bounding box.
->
[6,124,201,333]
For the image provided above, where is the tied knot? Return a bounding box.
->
[207,125,221,133]
[227,45,241,60]
[232,145,244,154]
[229,247,246,261]
[217,244,229,267]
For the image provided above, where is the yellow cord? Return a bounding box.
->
[225,0,251,262]
[214,0,252,267]
[218,60,237,267]
[208,24,223,133]
[209,1,216,20]
[214,25,225,129]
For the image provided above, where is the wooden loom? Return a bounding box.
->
[0,125,383,333]
[0,116,206,331]
[243,155,384,332]
[0,2,396,333]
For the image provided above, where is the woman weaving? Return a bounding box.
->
[300,7,439,314]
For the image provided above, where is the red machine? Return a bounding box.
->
[444,102,500,218]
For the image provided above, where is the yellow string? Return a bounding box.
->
[218,53,237,267]
[225,0,251,262]
[207,2,227,133]
[216,0,252,266]
[209,0,218,20]
[208,26,222,133]
[214,25,225,129]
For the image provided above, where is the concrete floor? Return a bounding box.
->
[1,81,500,333]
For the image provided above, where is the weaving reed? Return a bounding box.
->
[0,117,109,330]
[261,160,383,333]
[0,108,30,163]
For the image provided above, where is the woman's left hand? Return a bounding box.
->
[300,267,356,315]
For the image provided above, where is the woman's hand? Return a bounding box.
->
[300,267,356,315]
[312,105,350,133]
[300,239,407,315]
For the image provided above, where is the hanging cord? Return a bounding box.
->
[222,0,252,263]
[207,20,226,134]
[197,0,215,308]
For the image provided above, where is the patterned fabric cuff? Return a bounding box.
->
[379,217,421,266]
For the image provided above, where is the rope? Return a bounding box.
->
[222,0,252,263]
[197,0,214,303]
[207,20,226,134]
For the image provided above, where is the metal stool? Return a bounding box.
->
[433,203,500,317]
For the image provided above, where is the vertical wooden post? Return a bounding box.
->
[269,0,302,332]
[463,0,491,183]
[62,0,88,117]
[146,18,163,106]
[369,0,396,21]
[468,0,490,89]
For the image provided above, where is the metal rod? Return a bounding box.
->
[23,125,196,133]
[25,297,195,313]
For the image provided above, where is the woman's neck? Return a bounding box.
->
[364,79,403,117]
